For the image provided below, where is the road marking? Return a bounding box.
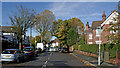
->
[50,53,52,56]
[45,61,48,65]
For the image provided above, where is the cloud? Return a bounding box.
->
[50,2,102,18]
[50,2,80,17]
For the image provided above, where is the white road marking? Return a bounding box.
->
[50,53,52,56]
[42,64,46,68]
[45,61,48,65]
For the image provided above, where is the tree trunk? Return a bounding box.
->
[116,50,118,65]
[19,39,22,50]
[19,42,22,50]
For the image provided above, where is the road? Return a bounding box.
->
[2,51,95,68]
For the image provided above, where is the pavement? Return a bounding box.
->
[71,51,120,68]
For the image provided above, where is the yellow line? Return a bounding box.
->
[70,53,96,68]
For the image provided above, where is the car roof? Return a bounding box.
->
[5,49,19,51]
[24,47,32,48]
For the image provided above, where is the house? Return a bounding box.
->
[85,10,119,44]
[2,26,18,45]
[49,38,60,47]
[1,26,30,49]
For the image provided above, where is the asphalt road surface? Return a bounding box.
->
[2,52,95,68]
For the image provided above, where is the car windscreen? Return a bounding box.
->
[23,48,32,51]
[2,50,16,54]
[63,48,68,50]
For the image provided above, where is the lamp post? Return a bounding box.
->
[98,26,102,65]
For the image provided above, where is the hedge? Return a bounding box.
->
[74,44,120,58]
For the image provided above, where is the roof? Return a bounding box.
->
[5,49,19,51]
[92,21,103,29]
[24,47,32,48]
[101,10,118,27]
[85,28,92,33]
[1,26,16,33]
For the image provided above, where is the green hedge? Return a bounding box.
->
[76,44,119,58]
[78,44,99,54]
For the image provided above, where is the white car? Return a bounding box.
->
[49,47,56,52]
[1,49,25,63]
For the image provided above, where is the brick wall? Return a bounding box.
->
[101,24,110,44]
[85,34,93,44]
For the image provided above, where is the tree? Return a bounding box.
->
[56,20,69,47]
[67,28,78,47]
[68,17,85,34]
[9,5,35,50]
[68,17,85,43]
[34,10,55,43]
[78,35,85,45]
[31,36,41,47]
[56,18,84,48]
[104,5,120,64]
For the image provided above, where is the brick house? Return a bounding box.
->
[85,10,118,44]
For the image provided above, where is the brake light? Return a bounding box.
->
[30,51,33,52]
[14,51,16,54]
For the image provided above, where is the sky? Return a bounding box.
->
[1,1,119,37]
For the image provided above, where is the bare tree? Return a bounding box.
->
[9,5,35,50]
[34,9,55,43]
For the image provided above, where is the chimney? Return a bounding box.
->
[86,22,89,30]
[102,11,106,21]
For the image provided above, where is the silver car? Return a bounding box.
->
[49,47,56,52]
[1,49,25,63]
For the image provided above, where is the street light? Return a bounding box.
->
[98,26,102,65]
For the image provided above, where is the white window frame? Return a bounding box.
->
[96,29,102,37]
[89,33,92,39]
[96,41,102,44]
[88,42,93,44]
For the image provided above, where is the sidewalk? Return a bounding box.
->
[71,50,120,67]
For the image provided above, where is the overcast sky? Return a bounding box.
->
[1,1,119,37]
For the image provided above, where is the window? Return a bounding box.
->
[96,29,102,37]
[88,42,93,44]
[96,41,101,44]
[89,33,92,39]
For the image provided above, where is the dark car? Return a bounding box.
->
[35,48,42,53]
[23,47,37,57]
[62,48,69,53]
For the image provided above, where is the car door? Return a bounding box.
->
[14,51,19,60]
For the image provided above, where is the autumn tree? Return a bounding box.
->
[9,5,35,50]
[34,10,55,43]
[56,20,69,47]
[31,36,41,47]
[68,17,85,42]
[68,17,84,34]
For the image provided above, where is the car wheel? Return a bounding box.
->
[16,58,20,63]
[2,61,5,64]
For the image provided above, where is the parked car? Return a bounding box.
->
[23,47,37,57]
[61,48,69,53]
[1,49,25,63]
[35,48,42,53]
[49,47,56,52]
